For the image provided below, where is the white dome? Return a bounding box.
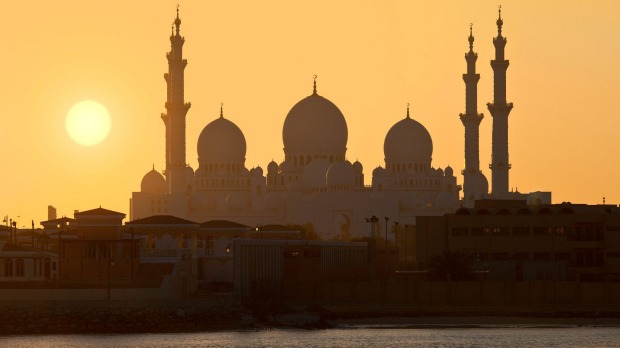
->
[197,115,246,163]
[278,161,290,173]
[466,171,489,198]
[326,161,355,187]
[372,166,385,177]
[141,168,166,194]
[267,160,278,174]
[302,157,330,187]
[283,92,347,155]
[444,166,454,177]
[352,160,363,174]
[384,112,432,163]
[250,166,264,177]
[226,192,245,210]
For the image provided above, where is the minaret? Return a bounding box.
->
[161,6,191,194]
[487,6,513,198]
[460,24,484,204]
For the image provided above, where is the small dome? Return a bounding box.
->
[437,168,444,176]
[372,166,385,177]
[444,166,454,177]
[436,191,459,211]
[278,161,290,173]
[249,167,263,177]
[352,160,363,174]
[141,168,166,194]
[326,161,355,187]
[226,192,245,210]
[466,171,489,197]
[302,157,330,187]
[283,92,348,154]
[197,115,246,164]
[384,113,433,164]
[267,160,278,174]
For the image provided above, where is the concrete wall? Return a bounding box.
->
[274,279,620,308]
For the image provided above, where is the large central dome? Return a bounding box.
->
[283,91,348,154]
[384,109,433,163]
[197,113,246,163]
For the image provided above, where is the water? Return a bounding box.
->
[1,327,619,348]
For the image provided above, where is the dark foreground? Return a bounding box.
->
[1,300,620,335]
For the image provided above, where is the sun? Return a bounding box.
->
[65,100,111,146]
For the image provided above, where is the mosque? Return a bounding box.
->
[130,8,549,240]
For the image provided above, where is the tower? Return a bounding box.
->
[161,6,191,194]
[460,24,486,205]
[487,6,513,198]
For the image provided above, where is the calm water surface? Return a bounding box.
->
[2,327,619,348]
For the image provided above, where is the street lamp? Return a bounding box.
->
[403,224,408,270]
[107,258,115,300]
[393,221,399,273]
[365,216,379,281]
[384,217,389,279]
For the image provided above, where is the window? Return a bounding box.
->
[471,227,487,236]
[15,259,24,277]
[512,227,530,236]
[533,253,552,261]
[512,253,530,260]
[451,228,468,236]
[533,227,550,235]
[206,236,214,256]
[4,259,13,277]
[492,227,509,235]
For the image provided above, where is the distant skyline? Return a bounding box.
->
[2,1,620,225]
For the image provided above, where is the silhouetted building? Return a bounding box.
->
[416,200,620,282]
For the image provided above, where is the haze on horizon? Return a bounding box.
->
[1,1,619,225]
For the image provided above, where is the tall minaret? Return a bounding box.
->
[161,6,191,194]
[460,24,484,203]
[487,6,513,198]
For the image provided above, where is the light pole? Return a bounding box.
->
[107,257,115,300]
[384,217,389,279]
[404,224,408,270]
[365,216,379,281]
[393,221,399,272]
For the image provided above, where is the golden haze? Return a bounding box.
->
[1,1,619,224]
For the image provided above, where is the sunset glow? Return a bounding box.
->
[65,100,111,146]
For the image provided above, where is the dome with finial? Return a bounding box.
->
[267,160,278,174]
[174,5,182,28]
[444,166,454,177]
[496,5,503,30]
[384,104,433,164]
[283,76,348,156]
[141,166,166,194]
[197,104,246,164]
[352,160,363,174]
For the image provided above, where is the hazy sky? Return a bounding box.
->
[2,1,620,226]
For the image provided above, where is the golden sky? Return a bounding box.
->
[2,1,620,225]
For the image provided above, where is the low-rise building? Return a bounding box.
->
[415,200,620,281]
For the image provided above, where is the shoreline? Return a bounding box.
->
[1,302,620,335]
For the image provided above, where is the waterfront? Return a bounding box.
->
[2,326,619,348]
